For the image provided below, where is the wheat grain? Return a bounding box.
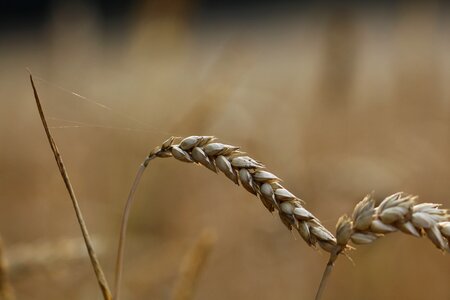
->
[318,193,449,299]
[149,136,338,253]
[335,192,450,252]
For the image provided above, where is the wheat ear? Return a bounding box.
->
[335,192,450,252]
[315,193,450,299]
[151,136,338,251]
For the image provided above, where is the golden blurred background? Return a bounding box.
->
[1,1,449,299]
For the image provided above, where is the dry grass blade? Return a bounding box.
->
[29,74,112,300]
[171,229,217,300]
[0,236,15,300]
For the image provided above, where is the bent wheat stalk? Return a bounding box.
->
[114,135,339,299]
[115,136,450,300]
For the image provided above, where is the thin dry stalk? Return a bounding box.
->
[113,157,154,300]
[314,247,340,300]
[0,237,15,300]
[30,74,112,300]
[171,229,217,300]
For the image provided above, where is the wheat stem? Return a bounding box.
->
[113,155,154,300]
[315,247,340,300]
[30,74,112,300]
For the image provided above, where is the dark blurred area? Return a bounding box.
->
[0,0,418,30]
[0,1,449,300]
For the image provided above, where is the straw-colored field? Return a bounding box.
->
[1,2,449,299]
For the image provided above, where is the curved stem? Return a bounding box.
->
[315,247,340,300]
[113,155,154,300]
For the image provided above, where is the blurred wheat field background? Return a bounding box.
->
[1,1,450,299]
